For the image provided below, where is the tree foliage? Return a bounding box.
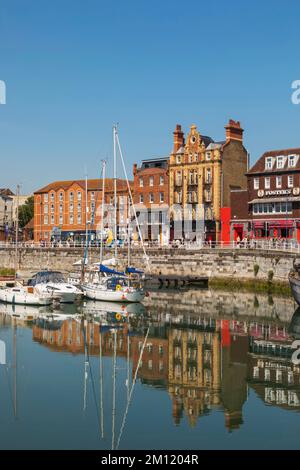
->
[18,196,34,228]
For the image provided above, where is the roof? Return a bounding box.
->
[140,157,168,169]
[0,188,15,196]
[34,178,132,194]
[247,148,300,175]
[201,135,214,147]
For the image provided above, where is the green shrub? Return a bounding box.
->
[253,264,260,277]
[268,270,274,282]
[0,268,15,276]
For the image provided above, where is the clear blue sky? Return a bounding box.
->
[0,0,299,194]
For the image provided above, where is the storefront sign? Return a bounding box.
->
[258,189,293,197]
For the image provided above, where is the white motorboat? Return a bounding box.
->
[0,285,52,306]
[28,271,83,303]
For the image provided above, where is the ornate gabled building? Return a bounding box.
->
[169,120,248,242]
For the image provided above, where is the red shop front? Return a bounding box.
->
[253,220,294,239]
[232,223,245,241]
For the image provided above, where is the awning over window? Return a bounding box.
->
[253,220,294,228]
[249,197,300,204]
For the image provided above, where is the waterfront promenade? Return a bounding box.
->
[0,242,298,285]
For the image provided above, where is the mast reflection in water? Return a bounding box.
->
[0,289,300,450]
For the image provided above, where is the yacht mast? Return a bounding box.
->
[113,126,118,260]
[99,160,106,265]
[15,184,20,274]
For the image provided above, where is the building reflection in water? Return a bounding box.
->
[4,289,300,432]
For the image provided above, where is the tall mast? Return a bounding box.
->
[113,126,117,260]
[15,184,20,274]
[100,160,106,265]
[127,196,131,268]
[85,172,89,250]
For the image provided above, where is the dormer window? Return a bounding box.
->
[265,157,273,170]
[206,152,211,161]
[176,155,181,164]
[276,156,284,169]
[288,155,297,167]
[188,153,193,163]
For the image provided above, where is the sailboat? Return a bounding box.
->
[81,126,148,303]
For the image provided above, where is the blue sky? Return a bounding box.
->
[0,0,299,194]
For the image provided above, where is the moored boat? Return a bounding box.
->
[0,285,52,306]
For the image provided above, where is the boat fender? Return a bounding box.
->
[115,313,122,321]
[116,284,122,291]
[122,295,126,300]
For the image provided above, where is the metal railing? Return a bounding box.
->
[1,238,300,254]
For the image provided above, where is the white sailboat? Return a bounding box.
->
[82,127,147,303]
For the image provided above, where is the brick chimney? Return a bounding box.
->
[133,163,138,175]
[225,119,244,143]
[173,124,185,153]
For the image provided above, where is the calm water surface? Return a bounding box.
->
[0,288,300,450]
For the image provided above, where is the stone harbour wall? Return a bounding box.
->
[0,247,297,283]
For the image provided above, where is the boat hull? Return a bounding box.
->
[0,288,52,306]
[83,284,145,303]
[289,273,300,306]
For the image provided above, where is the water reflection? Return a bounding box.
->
[0,289,300,449]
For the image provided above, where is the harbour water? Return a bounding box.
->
[0,288,300,450]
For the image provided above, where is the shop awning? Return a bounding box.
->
[253,220,294,228]
[249,197,300,204]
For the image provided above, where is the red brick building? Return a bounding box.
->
[230,148,300,241]
[34,178,132,243]
[133,157,169,242]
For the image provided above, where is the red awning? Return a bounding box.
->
[253,222,264,228]
[268,220,294,228]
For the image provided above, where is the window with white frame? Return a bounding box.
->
[50,214,55,224]
[50,203,54,213]
[288,175,294,188]
[276,176,282,188]
[70,203,74,212]
[149,193,154,203]
[188,153,193,163]
[77,191,82,201]
[44,205,48,214]
[50,192,55,202]
[139,194,144,203]
[276,156,284,169]
[159,176,164,186]
[159,192,164,203]
[265,157,273,170]
[59,192,63,202]
[59,215,63,225]
[139,177,143,188]
[288,155,297,167]
[69,214,74,224]
[265,177,270,189]
[77,213,82,224]
[59,203,63,213]
[149,177,154,187]
[91,191,95,200]
[176,155,181,164]
[254,178,259,190]
[69,192,74,202]
[44,215,48,225]
[44,194,48,203]
[206,151,211,161]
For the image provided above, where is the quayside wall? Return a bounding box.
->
[0,247,297,284]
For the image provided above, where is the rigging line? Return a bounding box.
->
[116,326,150,450]
[81,317,102,434]
[82,161,106,278]
[115,129,150,272]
